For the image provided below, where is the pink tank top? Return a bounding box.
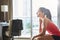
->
[39,21,60,36]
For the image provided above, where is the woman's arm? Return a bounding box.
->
[40,17,48,35]
[32,17,48,40]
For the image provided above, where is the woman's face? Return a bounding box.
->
[37,10,44,18]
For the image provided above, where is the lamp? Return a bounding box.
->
[1,5,8,22]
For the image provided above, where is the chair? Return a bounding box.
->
[11,19,23,36]
[5,19,23,40]
[32,35,54,40]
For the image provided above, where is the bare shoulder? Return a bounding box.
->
[44,18,49,22]
[45,18,52,22]
[45,18,56,25]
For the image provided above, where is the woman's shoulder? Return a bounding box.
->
[45,18,55,25]
[46,18,57,27]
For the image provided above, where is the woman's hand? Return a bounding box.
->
[32,33,45,40]
[32,36,37,40]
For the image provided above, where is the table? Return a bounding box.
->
[0,22,9,40]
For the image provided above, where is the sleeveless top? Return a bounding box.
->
[39,21,60,36]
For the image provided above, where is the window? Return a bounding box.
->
[13,0,31,37]
[13,0,58,38]
[32,0,58,36]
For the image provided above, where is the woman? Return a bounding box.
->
[32,7,60,40]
